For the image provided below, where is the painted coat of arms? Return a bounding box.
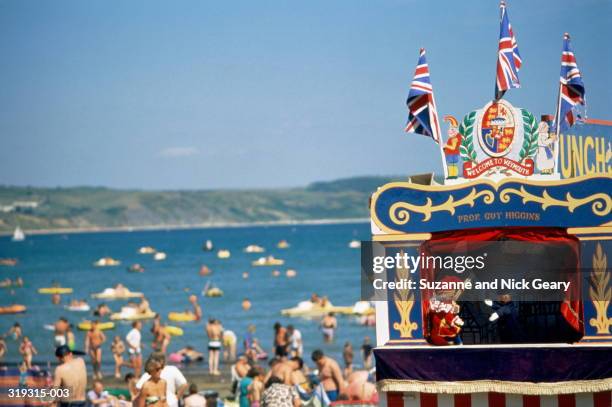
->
[459,99,538,178]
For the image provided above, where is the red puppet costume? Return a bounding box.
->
[428,276,464,346]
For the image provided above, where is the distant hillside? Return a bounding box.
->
[0,176,404,233]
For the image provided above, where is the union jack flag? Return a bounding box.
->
[494,1,522,100]
[554,33,586,132]
[404,48,441,143]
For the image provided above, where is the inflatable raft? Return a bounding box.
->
[0,304,26,314]
[77,321,115,331]
[65,304,91,312]
[204,287,223,297]
[110,310,156,321]
[164,326,184,336]
[38,287,73,294]
[92,288,144,299]
[281,301,374,317]
[168,312,197,322]
[251,256,284,266]
[93,257,121,267]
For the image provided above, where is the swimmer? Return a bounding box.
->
[94,303,111,317]
[242,298,252,311]
[285,269,297,278]
[156,326,171,354]
[54,317,69,347]
[271,270,281,277]
[52,293,61,305]
[188,295,202,321]
[176,346,204,362]
[7,322,22,340]
[242,272,249,279]
[199,265,211,276]
[320,313,337,343]
[137,297,151,314]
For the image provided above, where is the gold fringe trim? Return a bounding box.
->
[377,378,612,395]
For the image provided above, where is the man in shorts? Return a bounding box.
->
[126,321,142,376]
[206,318,222,375]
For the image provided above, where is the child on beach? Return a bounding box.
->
[112,336,126,378]
[19,336,37,369]
[137,359,168,407]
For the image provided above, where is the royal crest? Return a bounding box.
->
[478,102,515,157]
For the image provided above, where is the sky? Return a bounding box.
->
[0,0,610,190]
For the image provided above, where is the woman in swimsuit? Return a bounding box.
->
[137,359,168,407]
[19,336,37,369]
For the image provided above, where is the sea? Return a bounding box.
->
[0,222,374,374]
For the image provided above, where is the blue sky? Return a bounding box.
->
[0,0,609,189]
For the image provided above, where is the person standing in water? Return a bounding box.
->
[111,336,126,379]
[54,317,69,348]
[19,336,37,369]
[361,337,373,370]
[287,325,302,358]
[320,313,337,343]
[273,323,289,359]
[126,321,143,376]
[188,295,202,321]
[85,320,106,379]
[342,342,354,377]
[206,319,222,376]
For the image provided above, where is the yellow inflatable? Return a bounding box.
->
[38,287,73,294]
[168,312,197,322]
[204,287,223,297]
[77,321,115,331]
[164,326,184,336]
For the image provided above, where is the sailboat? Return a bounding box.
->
[12,226,25,242]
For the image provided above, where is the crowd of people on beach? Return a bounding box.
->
[0,292,377,407]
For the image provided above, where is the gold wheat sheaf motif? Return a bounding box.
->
[589,243,612,334]
[389,188,495,224]
[393,251,418,338]
[499,187,611,216]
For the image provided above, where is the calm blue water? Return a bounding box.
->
[0,222,374,372]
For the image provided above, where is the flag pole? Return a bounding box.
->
[429,92,448,179]
[553,81,563,175]
[553,32,569,176]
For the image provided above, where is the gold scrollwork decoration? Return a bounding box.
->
[589,243,611,334]
[389,188,495,225]
[393,250,418,338]
[499,186,611,216]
